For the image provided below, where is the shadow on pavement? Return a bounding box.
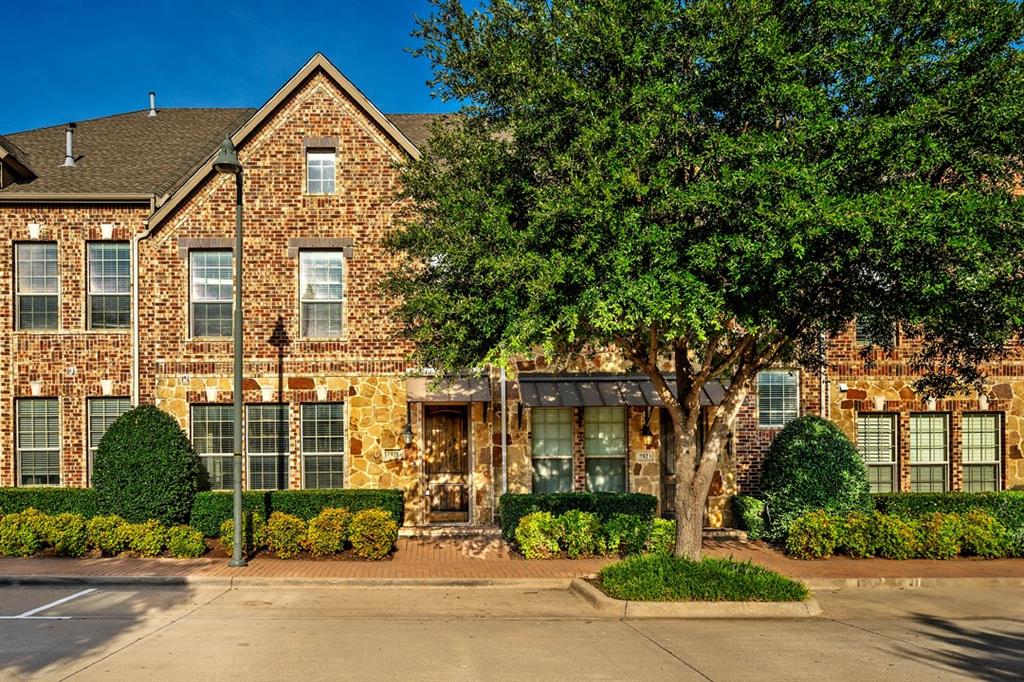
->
[0,583,199,677]
[898,613,1024,681]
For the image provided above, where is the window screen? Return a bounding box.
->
[909,413,949,492]
[299,251,343,337]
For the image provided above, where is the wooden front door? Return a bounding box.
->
[424,405,470,523]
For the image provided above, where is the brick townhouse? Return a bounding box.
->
[0,54,1019,528]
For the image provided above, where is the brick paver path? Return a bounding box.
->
[0,537,1021,582]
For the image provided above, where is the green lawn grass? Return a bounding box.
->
[598,553,810,602]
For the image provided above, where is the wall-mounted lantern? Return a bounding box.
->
[641,406,655,447]
[402,402,414,447]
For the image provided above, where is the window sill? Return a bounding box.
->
[14,328,131,335]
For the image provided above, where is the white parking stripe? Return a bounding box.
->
[0,588,97,620]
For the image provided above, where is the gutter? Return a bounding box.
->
[0,193,152,204]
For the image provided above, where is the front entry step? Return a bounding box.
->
[399,525,503,540]
[703,527,749,542]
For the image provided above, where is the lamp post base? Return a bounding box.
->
[228,558,248,568]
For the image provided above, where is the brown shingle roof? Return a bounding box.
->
[0,109,448,199]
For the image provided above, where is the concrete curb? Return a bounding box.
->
[569,578,822,619]
[0,574,572,589]
[803,576,1024,590]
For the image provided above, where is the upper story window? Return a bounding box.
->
[87,242,130,329]
[15,242,58,330]
[190,250,233,337]
[306,149,336,194]
[855,318,895,346]
[757,370,799,428]
[299,250,344,338]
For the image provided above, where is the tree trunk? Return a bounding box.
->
[672,423,728,560]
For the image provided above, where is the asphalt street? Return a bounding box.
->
[0,583,1020,681]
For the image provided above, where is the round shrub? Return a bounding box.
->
[92,405,200,525]
[167,525,207,558]
[349,509,399,560]
[558,510,604,558]
[838,511,875,558]
[87,515,129,556]
[0,510,44,556]
[44,513,89,557]
[760,416,872,542]
[873,513,919,559]
[917,512,964,560]
[122,520,167,558]
[265,512,308,559]
[219,512,267,556]
[603,514,652,556]
[960,509,1010,558]
[306,507,351,558]
[646,518,677,555]
[515,511,562,559]
[785,510,840,559]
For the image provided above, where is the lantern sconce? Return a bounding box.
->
[641,407,655,448]
[402,401,414,447]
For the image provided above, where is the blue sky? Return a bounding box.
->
[2,0,459,134]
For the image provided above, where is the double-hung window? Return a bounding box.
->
[856,413,897,493]
[17,399,60,485]
[190,250,233,337]
[15,243,59,330]
[87,242,131,329]
[192,404,235,490]
[962,413,1001,492]
[306,149,336,194]
[909,413,949,492]
[299,250,343,337]
[757,370,799,428]
[247,404,289,490]
[531,408,573,493]
[584,406,626,492]
[87,398,131,482]
[301,403,345,488]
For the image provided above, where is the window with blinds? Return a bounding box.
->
[17,399,60,486]
[247,404,289,490]
[757,370,799,428]
[962,413,1001,492]
[87,397,131,482]
[856,413,897,493]
[909,413,949,492]
[192,404,235,490]
[301,403,345,489]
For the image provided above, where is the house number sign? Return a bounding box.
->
[635,450,656,462]
[382,449,404,462]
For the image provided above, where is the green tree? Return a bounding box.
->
[386,0,1024,558]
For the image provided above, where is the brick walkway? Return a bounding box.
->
[0,538,1021,582]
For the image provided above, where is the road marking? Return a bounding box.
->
[0,588,97,620]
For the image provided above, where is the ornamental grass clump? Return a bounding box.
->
[599,554,809,602]
[306,507,351,558]
[514,511,562,559]
[349,509,399,560]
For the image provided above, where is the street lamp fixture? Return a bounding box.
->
[215,135,246,568]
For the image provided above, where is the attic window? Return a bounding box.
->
[306,149,335,195]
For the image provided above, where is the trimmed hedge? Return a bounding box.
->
[874,492,1024,530]
[498,492,657,540]
[0,488,100,517]
[190,489,405,538]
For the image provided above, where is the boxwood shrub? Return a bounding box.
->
[0,488,100,518]
[874,491,1024,531]
[269,489,403,526]
[498,492,657,540]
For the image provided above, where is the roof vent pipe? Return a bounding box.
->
[148,91,157,117]
[62,123,76,167]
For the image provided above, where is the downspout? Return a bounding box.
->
[500,367,508,495]
[131,196,156,406]
[818,332,828,418]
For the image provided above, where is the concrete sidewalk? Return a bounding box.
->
[0,537,1022,585]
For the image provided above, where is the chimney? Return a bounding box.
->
[149,91,157,117]
[62,123,76,167]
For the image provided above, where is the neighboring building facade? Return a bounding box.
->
[1,54,1019,529]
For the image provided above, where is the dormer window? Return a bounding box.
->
[306,149,336,194]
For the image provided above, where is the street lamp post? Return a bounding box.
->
[214,136,246,568]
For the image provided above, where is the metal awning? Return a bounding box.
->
[406,377,492,403]
[518,374,726,408]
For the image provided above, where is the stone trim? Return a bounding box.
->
[177,237,235,259]
[303,135,339,150]
[286,237,354,259]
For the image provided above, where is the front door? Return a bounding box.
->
[424,405,470,524]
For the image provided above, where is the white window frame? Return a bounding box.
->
[16,398,60,486]
[530,407,573,493]
[189,249,233,338]
[298,250,344,338]
[15,242,59,331]
[87,397,132,483]
[191,404,236,491]
[962,413,1001,492]
[584,406,627,493]
[856,413,898,493]
[757,370,799,428]
[301,403,346,489]
[306,149,336,195]
[87,241,131,330]
[909,413,950,492]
